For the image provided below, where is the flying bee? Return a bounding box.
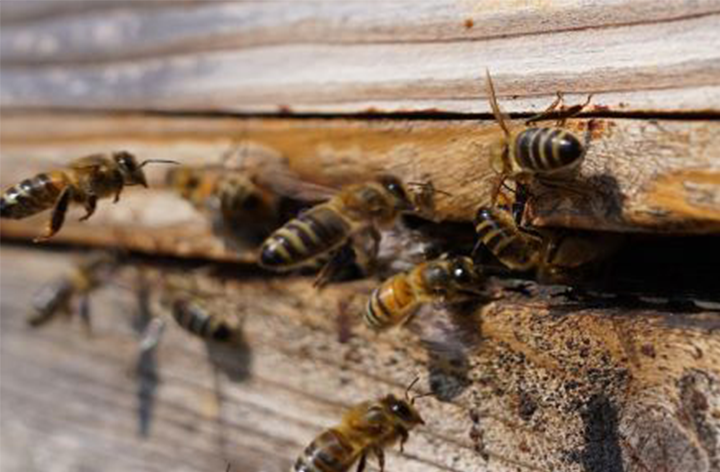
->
[0,152,177,241]
[166,165,280,246]
[485,70,591,202]
[259,175,435,280]
[158,286,242,343]
[474,205,622,282]
[28,252,117,328]
[293,378,427,472]
[365,256,484,332]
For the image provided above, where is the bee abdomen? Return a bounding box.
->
[171,299,234,341]
[365,275,415,331]
[514,128,583,173]
[260,206,349,270]
[475,208,538,271]
[293,429,355,472]
[0,173,64,219]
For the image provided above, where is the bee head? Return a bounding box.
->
[377,174,413,212]
[114,151,148,187]
[448,256,482,290]
[382,394,425,428]
[115,152,179,188]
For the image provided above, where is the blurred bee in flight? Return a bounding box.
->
[0,152,177,241]
[366,256,484,332]
[27,252,119,329]
[165,142,284,248]
[484,70,592,203]
[293,378,427,472]
[259,174,438,286]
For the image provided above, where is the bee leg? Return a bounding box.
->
[113,184,124,203]
[398,427,410,452]
[373,447,386,472]
[352,227,380,275]
[525,92,563,125]
[34,187,72,242]
[313,244,355,289]
[79,195,97,221]
[78,294,93,335]
[355,453,367,472]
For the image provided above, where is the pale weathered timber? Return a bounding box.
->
[2,245,719,472]
[2,112,720,261]
[1,1,720,114]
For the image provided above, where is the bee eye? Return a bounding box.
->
[391,402,413,421]
[453,265,471,283]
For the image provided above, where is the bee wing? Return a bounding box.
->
[253,168,339,203]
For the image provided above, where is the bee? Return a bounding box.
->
[473,206,543,272]
[474,205,622,282]
[0,152,177,241]
[485,70,591,201]
[160,289,241,343]
[365,256,484,331]
[166,165,280,246]
[28,253,117,328]
[293,379,426,472]
[259,175,434,277]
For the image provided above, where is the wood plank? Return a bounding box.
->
[2,1,720,113]
[2,244,719,472]
[2,112,719,258]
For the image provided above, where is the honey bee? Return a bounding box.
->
[474,205,622,282]
[293,379,426,472]
[485,70,591,201]
[0,152,177,241]
[259,175,434,277]
[160,288,242,343]
[28,253,117,327]
[166,165,280,246]
[365,256,483,331]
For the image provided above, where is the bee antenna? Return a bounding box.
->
[410,391,434,405]
[404,376,421,402]
[485,69,510,137]
[138,159,180,169]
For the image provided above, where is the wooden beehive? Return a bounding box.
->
[1,2,719,471]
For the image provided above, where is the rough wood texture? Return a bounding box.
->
[2,1,720,113]
[2,112,720,261]
[2,245,719,472]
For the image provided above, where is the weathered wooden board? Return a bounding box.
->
[2,244,719,472]
[2,1,720,113]
[2,112,720,260]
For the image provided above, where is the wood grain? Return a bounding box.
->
[2,112,719,260]
[2,244,719,472]
[2,1,720,114]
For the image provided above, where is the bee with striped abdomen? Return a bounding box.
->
[0,152,177,241]
[166,165,280,247]
[473,206,543,272]
[474,205,622,282]
[28,252,117,328]
[159,288,242,343]
[485,70,590,202]
[365,256,483,332]
[259,175,434,279]
[293,379,426,472]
